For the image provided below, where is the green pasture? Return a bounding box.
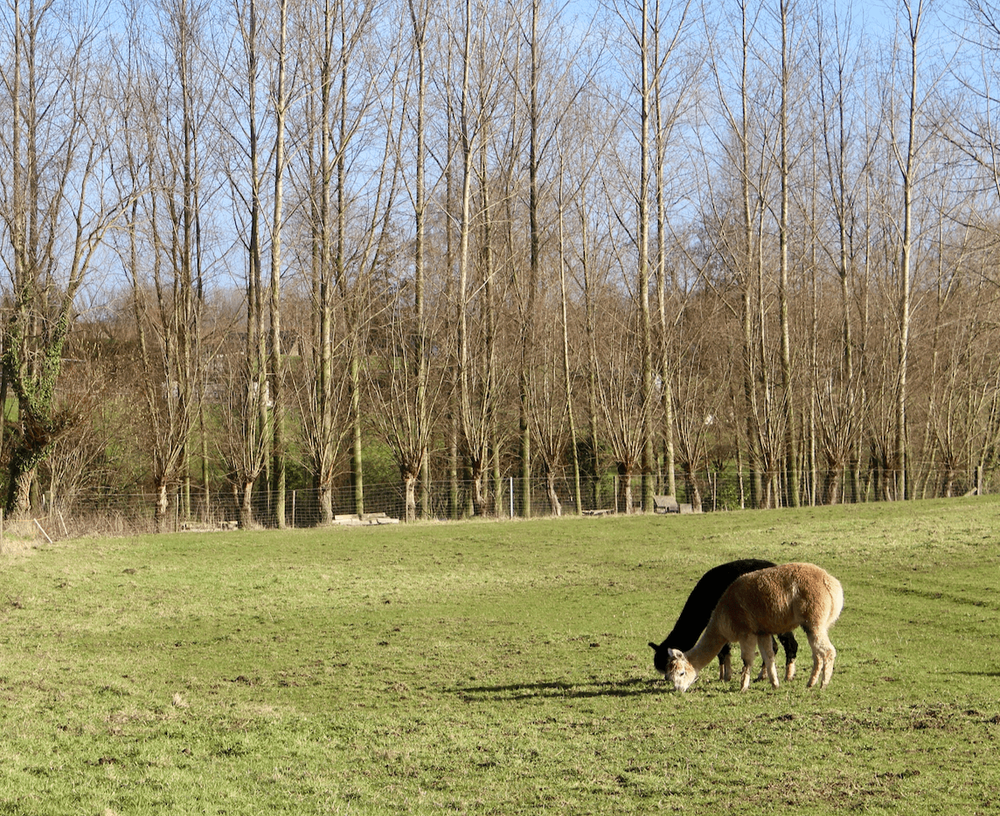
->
[1,498,998,814]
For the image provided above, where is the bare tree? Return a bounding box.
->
[595,306,657,512]
[268,0,290,528]
[701,0,782,507]
[292,0,397,522]
[219,0,287,528]
[526,303,570,516]
[774,0,801,505]
[602,0,692,511]
[814,0,873,503]
[0,0,125,518]
[296,0,345,524]
[890,0,922,499]
[882,0,945,499]
[408,0,432,517]
[454,0,479,512]
[671,299,735,511]
[915,219,992,497]
[567,105,620,511]
[117,0,220,530]
[443,0,520,516]
[650,0,697,502]
[957,1,1000,275]
[365,284,449,522]
[609,0,654,512]
[507,0,600,516]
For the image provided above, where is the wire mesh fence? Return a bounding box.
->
[14,460,996,541]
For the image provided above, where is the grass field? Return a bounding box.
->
[1,497,998,814]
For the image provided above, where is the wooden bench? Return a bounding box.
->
[653,495,700,514]
[653,495,680,514]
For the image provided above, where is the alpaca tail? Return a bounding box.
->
[826,575,844,624]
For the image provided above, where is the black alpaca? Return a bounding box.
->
[649,559,799,682]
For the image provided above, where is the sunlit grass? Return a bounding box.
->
[0,499,998,813]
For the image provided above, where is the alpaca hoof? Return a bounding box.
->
[785,660,796,682]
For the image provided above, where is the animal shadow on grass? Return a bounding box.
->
[451,677,669,702]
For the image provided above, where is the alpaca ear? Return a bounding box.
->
[648,642,658,650]
[667,648,684,659]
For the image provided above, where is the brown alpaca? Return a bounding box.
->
[660,562,843,692]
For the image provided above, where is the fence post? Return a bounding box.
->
[509,477,514,519]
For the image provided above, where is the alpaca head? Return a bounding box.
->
[663,647,698,692]
[649,641,670,674]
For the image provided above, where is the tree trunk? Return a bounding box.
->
[403,471,418,523]
[777,0,799,507]
[240,482,254,530]
[318,485,334,526]
[558,191,582,514]
[409,0,430,520]
[545,469,562,517]
[6,457,37,521]
[268,0,289,529]
[638,0,655,513]
[350,358,364,515]
[617,466,635,514]
[155,482,171,533]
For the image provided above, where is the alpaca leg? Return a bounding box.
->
[758,635,779,688]
[718,644,732,682]
[815,632,837,688]
[738,637,757,692]
[753,645,767,681]
[804,628,822,688]
[755,636,781,681]
[804,628,837,689]
[718,653,732,682]
[778,631,797,682]
[820,643,837,688]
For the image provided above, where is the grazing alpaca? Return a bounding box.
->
[648,559,799,682]
[660,562,843,692]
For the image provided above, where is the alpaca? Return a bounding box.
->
[648,559,799,683]
[659,562,843,692]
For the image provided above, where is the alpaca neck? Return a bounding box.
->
[684,629,731,672]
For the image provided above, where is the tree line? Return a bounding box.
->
[3,0,1000,528]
